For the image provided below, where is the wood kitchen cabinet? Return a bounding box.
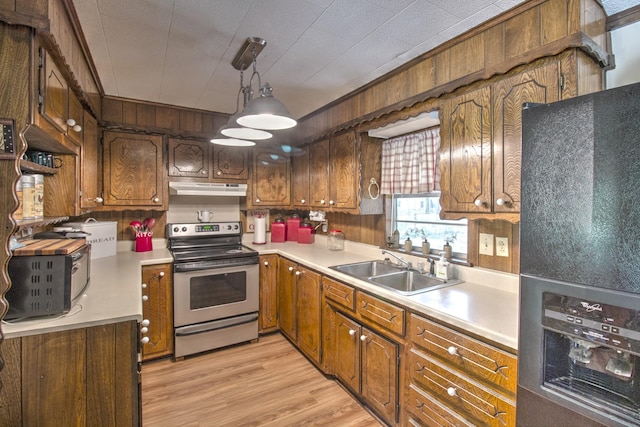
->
[406,313,517,427]
[0,321,140,427]
[141,263,174,361]
[333,311,399,425]
[79,110,102,209]
[37,48,84,148]
[102,131,166,209]
[168,138,249,182]
[247,148,291,208]
[259,254,278,333]
[308,133,357,210]
[291,145,310,208]
[322,276,402,425]
[439,56,584,222]
[277,257,322,365]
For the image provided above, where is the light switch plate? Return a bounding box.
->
[479,233,494,256]
[496,237,509,257]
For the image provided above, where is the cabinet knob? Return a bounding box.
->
[474,199,484,207]
[159,272,165,277]
[264,261,270,266]
[141,337,150,345]
[349,329,356,336]
[320,199,326,205]
[95,197,104,203]
[360,335,367,342]
[288,266,294,272]
[329,200,335,205]
[295,271,302,277]
[300,199,305,204]
[447,346,458,356]
[447,387,457,397]
[141,283,147,289]
[140,326,149,334]
[142,295,149,302]
[153,197,160,203]
[141,319,150,327]
[255,198,261,203]
[66,118,77,127]
[496,198,505,206]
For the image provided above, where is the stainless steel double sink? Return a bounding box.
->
[329,260,462,295]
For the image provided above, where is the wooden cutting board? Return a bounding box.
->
[13,239,87,255]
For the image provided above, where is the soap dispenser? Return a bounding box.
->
[435,252,449,281]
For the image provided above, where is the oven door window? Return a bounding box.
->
[190,271,247,309]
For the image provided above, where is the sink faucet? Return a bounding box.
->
[381,250,411,269]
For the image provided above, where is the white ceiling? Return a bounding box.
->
[71,0,639,120]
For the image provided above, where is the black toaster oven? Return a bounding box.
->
[6,244,91,320]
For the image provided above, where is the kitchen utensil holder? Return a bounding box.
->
[135,231,153,252]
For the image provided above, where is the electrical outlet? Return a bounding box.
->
[479,233,494,256]
[496,237,509,257]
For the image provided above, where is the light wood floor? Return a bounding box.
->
[141,333,383,427]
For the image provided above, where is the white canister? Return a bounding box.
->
[20,175,35,220]
[33,174,44,218]
[14,178,23,220]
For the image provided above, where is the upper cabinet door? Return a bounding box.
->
[168,138,210,180]
[492,62,560,214]
[41,50,68,134]
[79,110,101,210]
[291,146,310,208]
[212,146,249,181]
[308,139,329,208]
[249,150,291,207]
[439,85,492,214]
[329,131,357,210]
[103,131,165,208]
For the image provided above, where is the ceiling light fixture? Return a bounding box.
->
[233,37,297,131]
[210,135,255,147]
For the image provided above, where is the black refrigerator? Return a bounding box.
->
[517,82,640,427]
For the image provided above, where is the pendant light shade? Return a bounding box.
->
[210,134,255,147]
[236,83,297,130]
[219,113,273,140]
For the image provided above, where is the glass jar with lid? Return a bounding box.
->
[328,230,345,251]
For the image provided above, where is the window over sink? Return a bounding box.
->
[392,193,468,258]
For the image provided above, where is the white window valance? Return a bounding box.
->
[380,127,440,195]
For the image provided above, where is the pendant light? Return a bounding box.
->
[210,135,255,147]
[233,37,297,131]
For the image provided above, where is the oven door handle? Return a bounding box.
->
[175,313,258,337]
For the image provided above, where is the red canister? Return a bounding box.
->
[297,220,315,244]
[271,216,287,243]
[286,214,301,241]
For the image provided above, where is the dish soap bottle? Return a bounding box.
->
[435,252,449,281]
[404,237,412,252]
[421,238,430,256]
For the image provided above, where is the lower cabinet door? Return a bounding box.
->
[361,326,398,425]
[334,311,361,392]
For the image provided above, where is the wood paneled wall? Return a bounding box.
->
[297,0,608,142]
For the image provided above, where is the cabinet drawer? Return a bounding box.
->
[323,276,355,311]
[409,314,517,395]
[409,348,516,427]
[407,383,474,427]
[357,292,404,336]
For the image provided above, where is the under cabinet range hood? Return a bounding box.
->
[169,182,247,197]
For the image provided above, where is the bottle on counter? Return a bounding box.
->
[404,237,412,252]
[443,241,452,260]
[421,238,430,256]
[435,252,450,280]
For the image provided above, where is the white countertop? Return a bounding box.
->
[2,246,173,339]
[245,236,519,350]
[2,235,519,351]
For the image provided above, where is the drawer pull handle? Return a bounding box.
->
[447,387,457,397]
[447,346,459,356]
[349,329,356,336]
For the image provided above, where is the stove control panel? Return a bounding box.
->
[167,221,242,237]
